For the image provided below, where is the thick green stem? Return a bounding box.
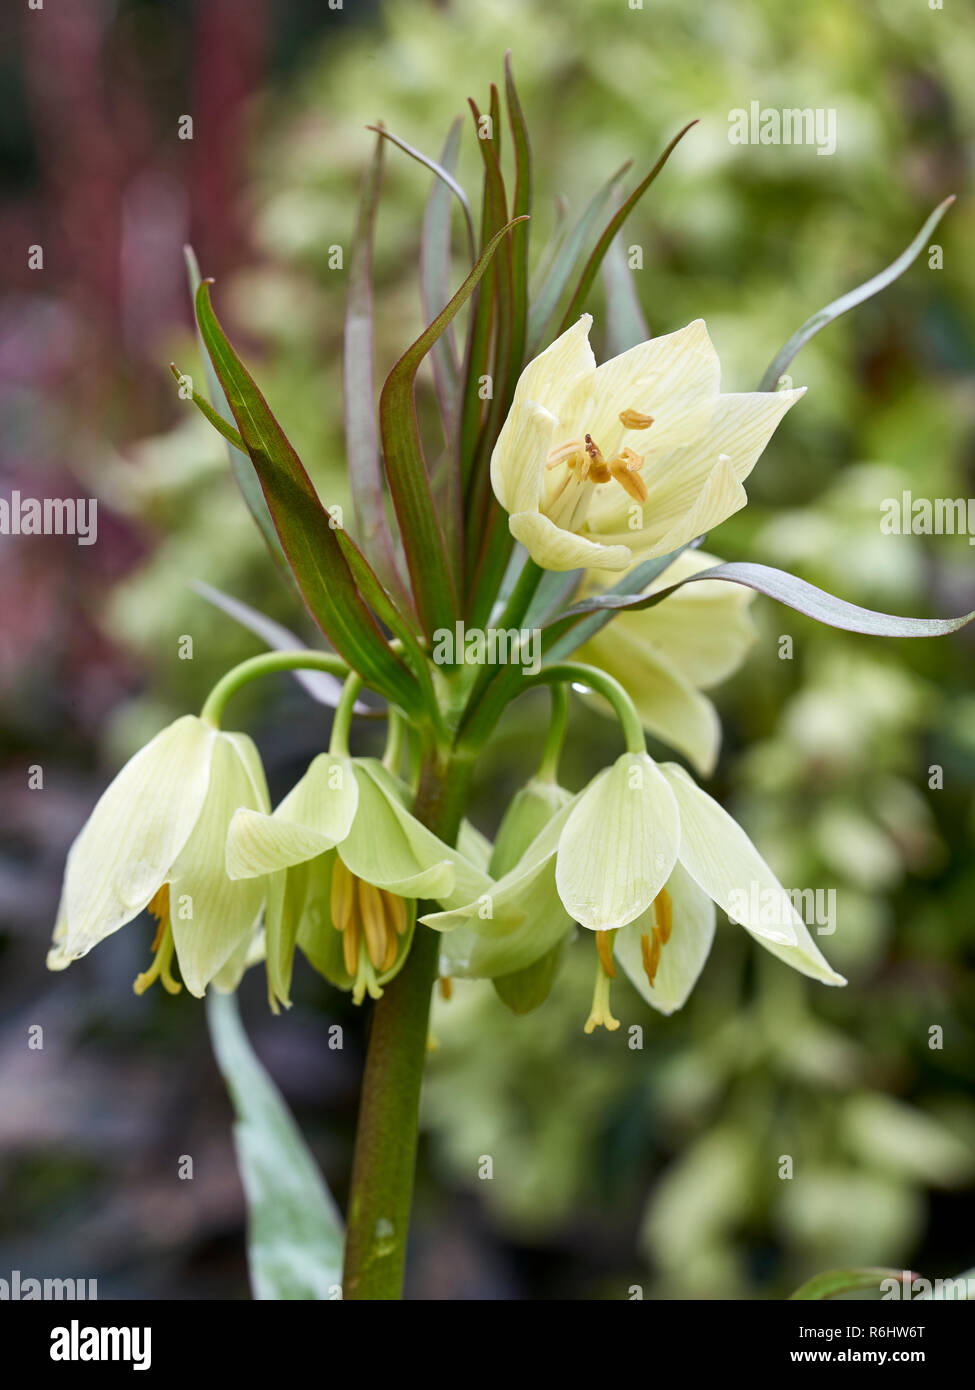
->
[341,749,472,1300]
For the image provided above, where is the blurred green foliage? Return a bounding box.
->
[86,0,975,1297]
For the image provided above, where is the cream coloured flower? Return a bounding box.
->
[575,548,757,775]
[47,715,269,998]
[424,751,844,1029]
[490,315,805,571]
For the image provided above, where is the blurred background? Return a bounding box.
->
[1,0,973,1300]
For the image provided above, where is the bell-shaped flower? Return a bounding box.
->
[47,714,269,998]
[226,755,486,1007]
[490,314,804,572]
[557,752,844,1027]
[424,750,844,1030]
[575,548,757,775]
[421,779,576,987]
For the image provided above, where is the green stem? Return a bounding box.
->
[382,708,408,775]
[528,663,646,754]
[329,673,364,755]
[341,749,472,1299]
[537,682,569,781]
[199,650,349,726]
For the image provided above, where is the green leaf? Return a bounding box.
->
[344,128,412,609]
[554,120,698,337]
[421,117,465,431]
[368,123,476,264]
[503,52,532,376]
[585,559,975,638]
[602,206,650,356]
[207,991,344,1300]
[789,1268,917,1301]
[380,218,527,637]
[542,545,690,660]
[759,196,956,391]
[527,160,631,354]
[190,578,353,709]
[195,280,423,714]
[183,247,290,576]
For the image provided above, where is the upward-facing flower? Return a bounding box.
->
[490,315,804,572]
[47,715,269,997]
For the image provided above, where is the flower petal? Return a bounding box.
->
[556,752,680,930]
[510,509,631,571]
[169,733,268,997]
[226,752,359,879]
[491,315,595,513]
[659,762,799,946]
[339,760,489,907]
[614,862,716,1014]
[63,715,216,959]
[566,319,720,458]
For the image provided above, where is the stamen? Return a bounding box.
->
[545,438,585,469]
[619,408,655,430]
[640,929,662,987]
[595,929,616,978]
[342,916,360,976]
[357,878,389,970]
[609,450,648,503]
[439,975,453,1001]
[584,958,620,1034]
[330,858,355,933]
[133,919,182,996]
[654,887,673,944]
[385,892,409,937]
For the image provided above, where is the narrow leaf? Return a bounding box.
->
[421,118,464,429]
[564,559,975,639]
[759,196,956,391]
[183,247,288,572]
[196,280,422,713]
[504,52,532,376]
[543,545,690,660]
[789,1268,917,1301]
[602,205,650,356]
[527,161,631,353]
[344,128,412,609]
[207,991,344,1300]
[380,218,528,637]
[555,120,698,336]
[367,123,476,264]
[189,578,356,709]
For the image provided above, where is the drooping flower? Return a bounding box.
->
[490,315,805,572]
[424,751,844,1030]
[47,715,269,998]
[575,548,757,775]
[226,755,486,1007]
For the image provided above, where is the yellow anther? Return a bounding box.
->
[342,916,360,976]
[357,878,388,970]
[330,858,355,934]
[609,449,648,503]
[595,930,616,978]
[654,886,673,944]
[640,929,662,988]
[386,892,408,937]
[439,975,453,1001]
[619,408,655,430]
